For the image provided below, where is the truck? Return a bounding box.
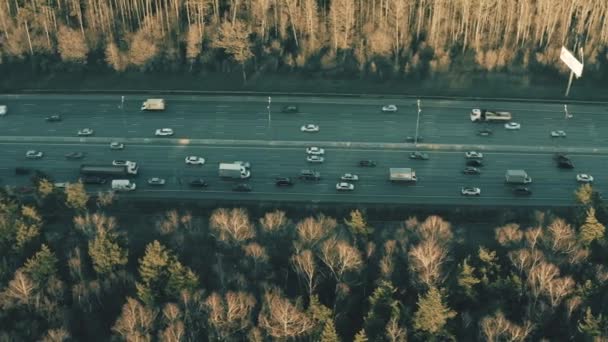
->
[470,108,512,122]
[505,170,532,184]
[219,162,251,179]
[141,98,166,111]
[389,168,417,182]
[80,164,138,177]
[111,179,136,191]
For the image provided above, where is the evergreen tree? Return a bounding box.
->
[166,260,199,297]
[308,295,333,339]
[413,287,456,336]
[457,256,480,299]
[23,244,58,285]
[578,307,604,339]
[344,209,373,240]
[353,329,369,342]
[363,280,398,340]
[320,320,340,342]
[88,228,128,275]
[579,207,605,246]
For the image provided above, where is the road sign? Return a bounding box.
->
[560,46,583,78]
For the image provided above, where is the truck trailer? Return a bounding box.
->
[80,164,138,177]
[389,168,417,182]
[505,170,532,184]
[111,179,137,191]
[219,162,251,179]
[141,98,166,111]
[470,109,512,122]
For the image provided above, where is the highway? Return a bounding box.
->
[1,94,607,206]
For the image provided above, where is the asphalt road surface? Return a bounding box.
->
[1,94,606,206]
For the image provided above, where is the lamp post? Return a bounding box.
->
[415,99,421,145]
[267,96,272,137]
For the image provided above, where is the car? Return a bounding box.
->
[147,177,166,185]
[463,167,481,175]
[461,187,481,196]
[300,124,319,132]
[359,160,377,167]
[15,167,32,175]
[405,136,423,143]
[504,122,521,130]
[189,179,209,188]
[550,130,567,137]
[45,115,62,122]
[466,159,483,167]
[275,177,294,186]
[65,152,85,160]
[112,160,134,166]
[409,151,429,160]
[513,186,532,196]
[465,151,483,159]
[25,150,43,159]
[477,128,493,136]
[155,128,174,136]
[77,128,94,136]
[0,105,7,116]
[558,160,574,169]
[233,183,252,192]
[110,142,125,150]
[554,153,570,161]
[53,182,68,189]
[338,174,358,182]
[281,105,299,113]
[185,156,205,165]
[336,182,355,191]
[306,147,325,155]
[81,176,107,185]
[381,104,398,113]
[306,155,324,163]
[299,169,321,180]
[576,174,594,183]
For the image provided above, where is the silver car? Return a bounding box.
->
[147,177,166,185]
[300,124,320,132]
[25,150,44,159]
[306,155,324,163]
[336,182,355,191]
[77,128,94,136]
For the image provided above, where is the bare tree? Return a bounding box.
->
[211,19,253,82]
[1,270,36,307]
[292,249,318,297]
[56,24,88,63]
[112,297,157,340]
[259,210,288,234]
[258,290,314,339]
[409,239,448,288]
[206,291,256,339]
[495,223,524,247]
[480,311,534,342]
[210,208,255,245]
[318,238,363,282]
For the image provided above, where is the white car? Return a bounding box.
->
[147,177,166,185]
[306,147,325,155]
[465,151,483,159]
[0,105,7,116]
[77,128,94,136]
[25,150,43,159]
[381,104,398,113]
[112,160,135,166]
[53,182,67,189]
[550,130,567,137]
[341,173,359,181]
[155,128,174,136]
[185,156,205,165]
[504,122,521,130]
[300,124,319,132]
[576,174,594,183]
[461,187,481,196]
[110,142,124,150]
[336,182,355,191]
[306,155,324,163]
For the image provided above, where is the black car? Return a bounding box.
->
[405,136,424,143]
[281,105,299,113]
[81,176,106,184]
[359,160,377,167]
[299,169,321,181]
[65,152,85,160]
[554,153,570,161]
[466,159,483,167]
[15,167,32,175]
[45,115,62,122]
[477,128,493,136]
[275,177,294,186]
[463,167,481,175]
[513,187,532,196]
[189,179,208,188]
[233,183,252,192]
[557,159,574,169]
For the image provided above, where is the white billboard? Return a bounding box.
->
[560,46,583,78]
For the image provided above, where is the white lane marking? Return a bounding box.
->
[47,129,56,132]
[216,111,227,114]
[128,130,137,133]
[216,105,231,108]
[9,128,18,131]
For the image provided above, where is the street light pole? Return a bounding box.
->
[267,96,272,137]
[415,99,421,145]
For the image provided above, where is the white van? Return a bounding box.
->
[111,179,136,191]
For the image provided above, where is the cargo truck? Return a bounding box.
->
[219,162,251,179]
[389,168,417,182]
[141,98,166,111]
[505,170,532,184]
[470,108,512,122]
[111,179,136,191]
[80,164,138,177]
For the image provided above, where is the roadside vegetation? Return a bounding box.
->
[1,180,607,341]
[1,0,607,98]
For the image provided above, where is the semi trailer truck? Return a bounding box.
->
[470,108,512,122]
[389,168,417,182]
[219,162,251,179]
[80,164,139,177]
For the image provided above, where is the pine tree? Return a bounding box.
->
[457,257,480,299]
[23,244,58,285]
[353,329,369,342]
[344,209,373,240]
[574,184,593,206]
[577,307,604,338]
[413,287,456,336]
[363,280,398,340]
[320,320,340,342]
[579,207,605,246]
[88,228,128,275]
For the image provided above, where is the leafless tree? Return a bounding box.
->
[409,238,448,288]
[495,223,524,247]
[318,238,363,281]
[258,290,313,339]
[292,249,318,297]
[206,291,256,339]
[259,210,288,234]
[112,297,157,341]
[480,311,534,342]
[210,208,255,245]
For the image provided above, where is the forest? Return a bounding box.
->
[1,0,608,85]
[1,178,608,341]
